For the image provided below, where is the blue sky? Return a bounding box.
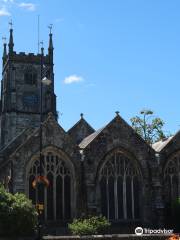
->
[0,0,180,135]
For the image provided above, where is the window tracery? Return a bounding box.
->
[28,152,72,221]
[164,155,180,204]
[99,150,141,220]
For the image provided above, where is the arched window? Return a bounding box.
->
[99,150,141,220]
[28,152,72,221]
[164,156,180,207]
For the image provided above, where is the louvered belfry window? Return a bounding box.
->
[28,152,72,221]
[99,150,141,220]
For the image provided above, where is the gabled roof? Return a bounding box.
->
[79,112,153,151]
[68,114,95,144]
[0,127,35,156]
[1,112,70,162]
[0,127,35,168]
[42,112,67,134]
[79,126,105,149]
[152,136,174,152]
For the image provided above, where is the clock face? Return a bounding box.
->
[23,94,38,106]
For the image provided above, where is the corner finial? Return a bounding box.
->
[2,37,7,62]
[2,37,6,44]
[48,24,53,34]
[9,19,13,30]
[8,20,14,54]
[80,113,84,119]
[48,24,54,61]
[115,111,120,116]
[48,112,54,118]
[40,41,44,55]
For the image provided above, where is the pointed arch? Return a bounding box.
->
[26,146,76,221]
[96,148,142,221]
[163,152,180,216]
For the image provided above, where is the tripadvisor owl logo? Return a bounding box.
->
[135,227,143,236]
[135,227,174,235]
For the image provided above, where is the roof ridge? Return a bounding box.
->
[68,117,95,133]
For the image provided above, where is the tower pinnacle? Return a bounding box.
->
[48,24,54,62]
[8,20,14,54]
[2,37,7,63]
[40,41,44,55]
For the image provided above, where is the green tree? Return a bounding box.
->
[0,184,38,237]
[130,109,169,145]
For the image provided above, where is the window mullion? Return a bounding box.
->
[106,177,109,220]
[62,175,65,219]
[123,174,127,219]
[131,177,134,219]
[114,176,118,219]
[170,175,173,203]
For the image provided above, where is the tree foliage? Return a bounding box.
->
[0,184,38,237]
[130,109,168,145]
[68,215,111,235]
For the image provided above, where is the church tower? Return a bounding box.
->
[0,24,57,147]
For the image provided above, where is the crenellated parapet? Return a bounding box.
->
[2,22,54,70]
[3,52,51,70]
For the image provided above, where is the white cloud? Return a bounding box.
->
[63,75,84,84]
[1,0,14,3]
[0,6,10,16]
[18,2,36,11]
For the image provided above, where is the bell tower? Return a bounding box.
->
[0,24,57,148]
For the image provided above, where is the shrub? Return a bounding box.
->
[0,185,38,236]
[68,215,111,235]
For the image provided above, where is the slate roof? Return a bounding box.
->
[0,127,35,153]
[79,126,105,149]
[0,113,66,167]
[79,112,155,150]
[0,127,35,167]
[152,136,174,152]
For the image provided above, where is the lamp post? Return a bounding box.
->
[34,42,52,240]
[39,42,52,177]
[79,148,86,217]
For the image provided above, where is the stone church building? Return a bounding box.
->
[0,27,179,230]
